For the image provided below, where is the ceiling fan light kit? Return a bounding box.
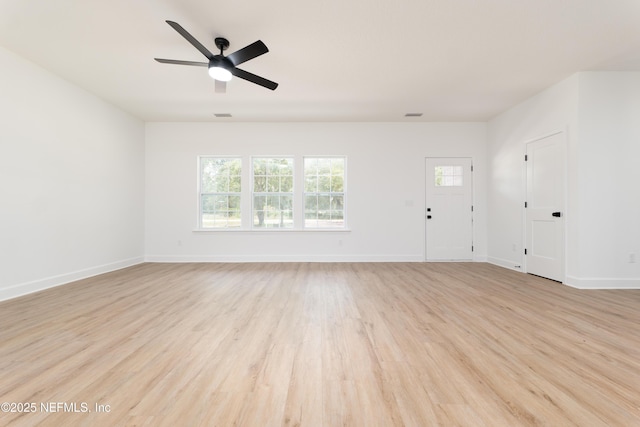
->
[208,65,232,81]
[208,37,233,81]
[154,20,278,92]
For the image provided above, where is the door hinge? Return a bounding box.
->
[471,165,474,172]
[524,201,528,208]
[471,205,474,212]
[525,154,528,161]
[524,248,528,255]
[472,245,474,252]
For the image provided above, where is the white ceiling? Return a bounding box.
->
[2,0,640,122]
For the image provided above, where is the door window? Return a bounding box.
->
[434,165,463,186]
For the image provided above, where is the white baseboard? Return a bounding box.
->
[144,254,426,263]
[487,260,640,289]
[145,254,493,263]
[0,257,144,302]
[487,256,525,273]
[564,276,640,290]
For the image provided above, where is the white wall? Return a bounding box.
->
[0,46,145,301]
[145,122,487,262]
[571,72,640,288]
[487,71,640,288]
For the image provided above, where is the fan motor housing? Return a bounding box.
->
[210,56,233,69]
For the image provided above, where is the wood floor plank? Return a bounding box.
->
[1,262,639,426]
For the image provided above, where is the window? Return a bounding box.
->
[252,157,294,228]
[197,155,347,231]
[304,157,346,228]
[199,157,242,228]
[434,165,463,187]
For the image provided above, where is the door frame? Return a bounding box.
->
[522,129,567,282]
[424,156,474,262]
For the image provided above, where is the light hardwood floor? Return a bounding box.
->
[1,262,639,426]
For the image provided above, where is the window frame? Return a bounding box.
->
[195,155,349,232]
[251,156,295,230]
[303,156,347,229]
[198,156,243,229]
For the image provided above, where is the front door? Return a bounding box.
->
[525,132,565,282]
[425,157,473,261]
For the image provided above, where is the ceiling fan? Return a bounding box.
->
[155,20,278,93]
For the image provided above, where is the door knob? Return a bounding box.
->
[552,211,562,217]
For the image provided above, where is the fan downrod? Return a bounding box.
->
[215,37,230,54]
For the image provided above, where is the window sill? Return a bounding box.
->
[192,228,352,233]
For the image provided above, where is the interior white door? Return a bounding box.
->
[525,133,565,282]
[425,157,473,261]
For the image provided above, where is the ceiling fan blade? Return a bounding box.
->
[166,20,214,61]
[155,58,208,67]
[226,40,269,66]
[215,79,227,93]
[231,67,278,90]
